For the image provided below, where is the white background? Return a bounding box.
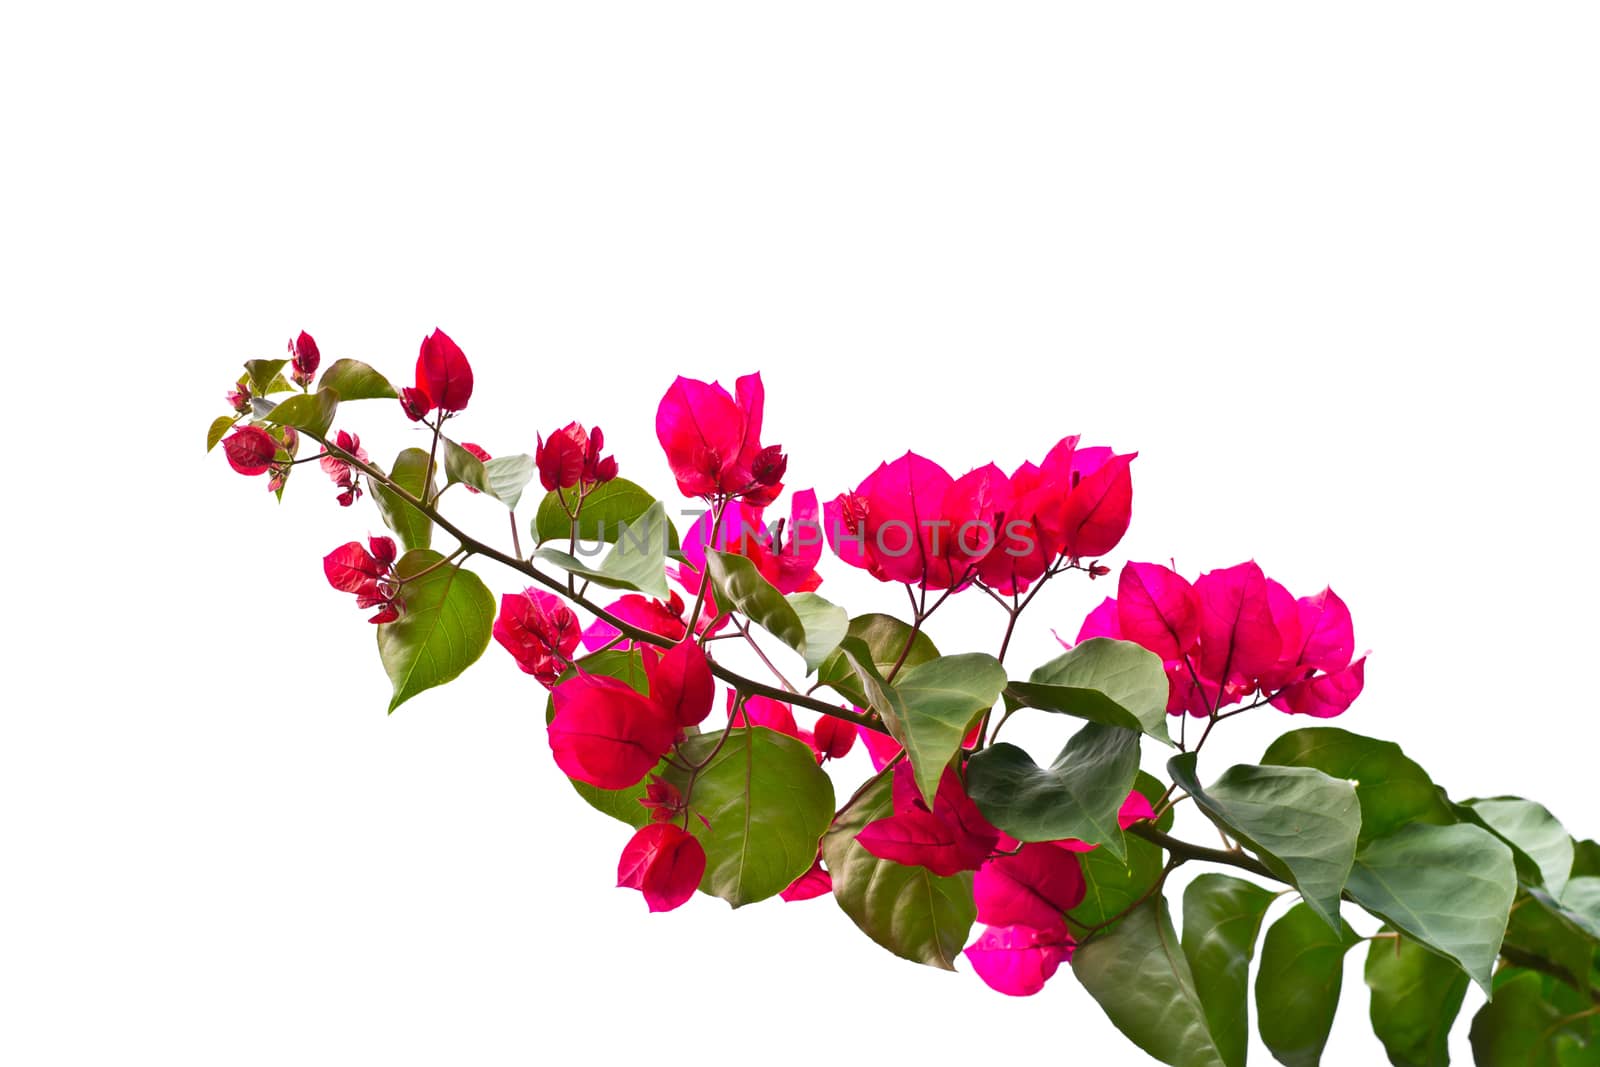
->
[4,3,1598,1063]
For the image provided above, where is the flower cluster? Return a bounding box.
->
[537,422,618,493]
[1076,560,1367,718]
[400,328,473,421]
[656,373,786,504]
[492,589,581,687]
[322,536,402,623]
[319,430,370,507]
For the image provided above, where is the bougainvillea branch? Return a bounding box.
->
[208,331,1600,1065]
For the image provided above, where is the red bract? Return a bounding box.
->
[319,430,370,507]
[493,588,580,687]
[973,837,1087,934]
[688,492,825,595]
[414,328,473,413]
[856,724,904,771]
[856,763,999,876]
[812,716,855,762]
[964,924,1075,997]
[536,422,617,493]
[642,639,715,729]
[617,822,706,913]
[399,386,432,422]
[323,537,401,623]
[656,373,783,503]
[1117,561,1200,662]
[580,592,690,651]
[1195,561,1282,684]
[547,673,677,789]
[1051,446,1137,561]
[289,330,320,384]
[780,856,832,902]
[222,425,279,476]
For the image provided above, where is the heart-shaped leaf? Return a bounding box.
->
[1261,727,1454,847]
[317,357,397,401]
[376,550,495,712]
[261,387,339,438]
[1465,797,1574,899]
[1011,637,1173,745]
[967,723,1140,857]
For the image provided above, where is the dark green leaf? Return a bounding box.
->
[376,550,495,712]
[243,358,288,394]
[967,724,1140,856]
[1169,753,1359,932]
[1261,727,1454,846]
[891,653,1007,807]
[531,478,681,554]
[823,768,975,969]
[1012,637,1174,745]
[815,614,937,705]
[1574,840,1600,880]
[1180,874,1277,1067]
[536,500,670,599]
[1343,822,1516,993]
[1255,902,1360,1067]
[1068,772,1170,936]
[1469,969,1600,1066]
[371,448,435,552]
[481,454,537,511]
[317,357,397,401]
[660,727,835,907]
[260,387,339,438]
[1563,878,1600,942]
[206,414,239,452]
[1465,797,1574,899]
[1072,898,1229,1067]
[1503,887,1599,997]
[1363,928,1470,1067]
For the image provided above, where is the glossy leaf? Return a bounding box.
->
[815,614,937,706]
[1255,902,1360,1067]
[371,447,435,552]
[482,454,537,511]
[1469,969,1600,1066]
[1011,637,1173,745]
[1072,898,1229,1067]
[260,387,339,438]
[1363,928,1470,1067]
[967,723,1140,856]
[1260,727,1454,847]
[206,414,239,452]
[823,768,976,970]
[536,500,671,599]
[660,727,835,907]
[1465,797,1574,899]
[1343,822,1517,993]
[376,550,495,712]
[1169,753,1359,932]
[317,357,397,401]
[891,653,1007,807]
[243,358,288,394]
[1180,874,1277,1067]
[531,477,681,554]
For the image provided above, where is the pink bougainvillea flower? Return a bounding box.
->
[730,693,812,749]
[642,639,715,729]
[824,453,1001,590]
[322,537,401,623]
[688,491,826,595]
[1073,597,1124,644]
[1049,446,1137,561]
[318,430,370,507]
[580,592,690,651]
[637,776,688,824]
[415,328,473,413]
[812,716,856,762]
[974,837,1087,934]
[1273,657,1367,718]
[780,855,832,902]
[399,386,432,422]
[222,425,279,476]
[856,763,999,876]
[1117,561,1200,662]
[537,422,617,493]
[289,330,320,384]
[656,373,784,503]
[547,673,677,789]
[493,588,581,688]
[1194,561,1283,686]
[616,822,706,913]
[964,924,1075,996]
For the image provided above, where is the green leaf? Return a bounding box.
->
[1180,874,1277,1067]
[890,653,1007,807]
[1562,878,1600,942]
[530,478,682,553]
[1254,902,1361,1067]
[536,500,671,599]
[481,454,537,511]
[441,436,490,493]
[1363,928,1471,1067]
[375,550,495,712]
[1465,797,1575,899]
[1343,822,1517,993]
[1260,727,1455,847]
[260,387,340,438]
[543,649,655,825]
[1072,898,1229,1067]
[815,613,937,705]
[1068,771,1171,936]
[1011,637,1174,745]
[243,358,288,394]
[371,448,436,552]
[1469,969,1600,1066]
[967,723,1140,857]
[1574,840,1600,880]
[659,727,835,907]
[206,414,240,452]
[1169,753,1359,932]
[316,357,397,401]
[823,767,975,969]
[1503,886,1599,996]
[700,551,843,673]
